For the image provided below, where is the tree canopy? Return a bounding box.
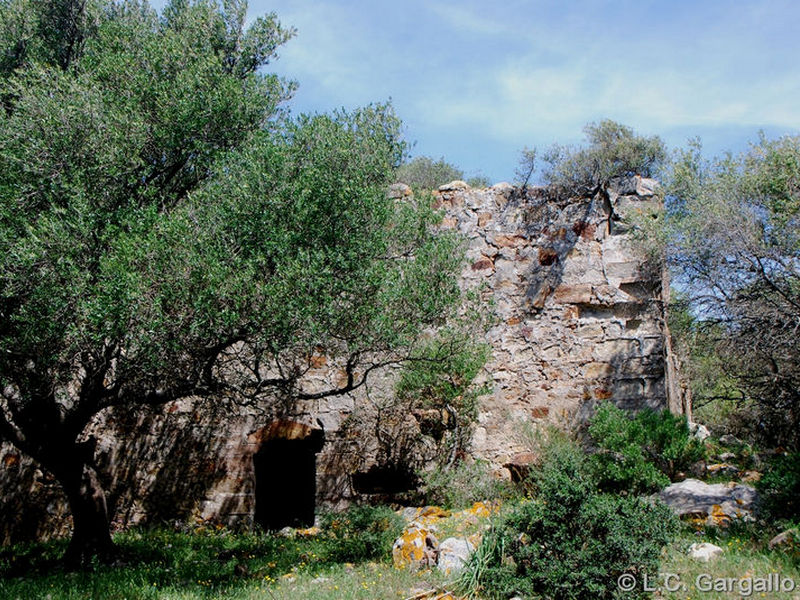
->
[663,134,800,447]
[0,0,466,564]
[395,155,464,191]
[535,119,667,193]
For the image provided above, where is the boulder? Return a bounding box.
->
[659,478,758,526]
[739,470,762,483]
[688,542,723,562]
[689,422,711,441]
[399,505,451,527]
[490,181,514,195]
[768,528,799,550]
[718,434,742,446]
[438,180,469,192]
[607,175,658,198]
[392,526,440,570]
[437,537,475,575]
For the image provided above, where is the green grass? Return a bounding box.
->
[0,527,450,600]
[2,507,798,600]
[658,524,800,600]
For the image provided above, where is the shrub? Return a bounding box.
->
[396,155,464,190]
[318,505,404,563]
[462,436,678,600]
[417,460,515,509]
[757,452,800,523]
[539,120,666,193]
[587,402,704,494]
[466,174,492,188]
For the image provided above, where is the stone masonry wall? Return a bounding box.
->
[0,178,683,544]
[434,177,679,463]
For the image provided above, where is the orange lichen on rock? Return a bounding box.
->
[392,527,439,570]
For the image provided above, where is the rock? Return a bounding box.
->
[388,183,412,199]
[552,284,593,304]
[689,422,711,441]
[717,452,736,462]
[635,177,658,197]
[688,542,723,562]
[719,434,742,446]
[392,526,440,569]
[438,180,469,192]
[659,478,758,526]
[437,537,475,575]
[490,181,514,194]
[296,525,321,537]
[399,505,451,525]
[503,452,537,482]
[706,463,739,476]
[740,470,762,483]
[608,175,658,198]
[768,528,799,550]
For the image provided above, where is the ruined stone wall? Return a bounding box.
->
[0,178,683,544]
[436,177,676,464]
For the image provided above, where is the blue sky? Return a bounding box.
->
[236,1,799,182]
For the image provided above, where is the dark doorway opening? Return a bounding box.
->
[253,435,321,530]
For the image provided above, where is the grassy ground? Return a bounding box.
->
[658,524,800,600]
[0,526,455,600]
[2,512,798,599]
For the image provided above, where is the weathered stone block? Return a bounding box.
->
[553,284,593,304]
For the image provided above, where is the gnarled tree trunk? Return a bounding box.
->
[45,444,115,568]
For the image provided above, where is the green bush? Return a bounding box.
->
[757,452,800,523]
[587,402,704,494]
[541,120,666,193]
[318,505,404,563]
[396,155,464,190]
[417,460,515,509]
[463,437,678,600]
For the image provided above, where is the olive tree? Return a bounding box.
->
[0,0,465,564]
[538,119,666,194]
[395,155,464,191]
[663,134,800,447]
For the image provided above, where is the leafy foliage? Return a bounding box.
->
[340,330,489,485]
[538,120,666,193]
[396,155,464,190]
[663,134,800,449]
[317,505,404,563]
[757,452,800,523]
[416,459,514,510]
[0,0,469,561]
[462,434,678,599]
[587,402,704,494]
[466,174,491,188]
